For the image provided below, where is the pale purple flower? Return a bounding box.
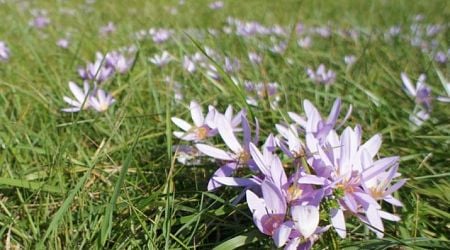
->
[0,41,10,61]
[409,109,430,127]
[270,41,287,54]
[171,101,217,142]
[105,50,135,74]
[61,81,91,112]
[182,56,196,73]
[56,38,69,49]
[89,89,116,112]
[149,51,172,67]
[149,28,172,43]
[401,72,432,110]
[246,180,287,237]
[387,26,401,37]
[195,113,255,190]
[78,52,115,83]
[288,98,352,144]
[297,36,312,49]
[206,64,220,80]
[344,55,356,66]
[99,22,116,36]
[306,64,336,85]
[314,26,331,38]
[434,51,447,64]
[29,10,50,29]
[209,1,224,10]
[248,52,262,65]
[224,57,240,73]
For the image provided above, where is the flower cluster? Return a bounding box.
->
[61,81,115,113]
[172,99,405,249]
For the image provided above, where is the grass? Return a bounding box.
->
[0,0,449,249]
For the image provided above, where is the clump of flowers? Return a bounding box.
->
[172,98,405,249]
[401,72,432,126]
[306,64,336,85]
[61,81,115,113]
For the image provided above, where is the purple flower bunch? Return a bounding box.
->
[306,64,336,85]
[78,47,136,84]
[172,98,405,249]
[62,47,135,113]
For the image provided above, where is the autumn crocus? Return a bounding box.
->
[61,81,91,112]
[306,64,336,85]
[288,98,352,144]
[89,89,116,112]
[149,51,172,67]
[195,114,256,190]
[401,72,432,111]
[171,101,217,142]
[0,41,10,61]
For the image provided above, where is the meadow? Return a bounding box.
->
[0,0,449,249]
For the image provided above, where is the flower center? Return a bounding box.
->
[195,126,209,140]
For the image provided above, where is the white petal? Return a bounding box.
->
[291,205,319,238]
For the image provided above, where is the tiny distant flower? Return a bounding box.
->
[61,81,91,112]
[79,52,115,83]
[0,41,10,61]
[105,50,135,74]
[401,72,432,110]
[270,41,287,54]
[387,26,401,37]
[56,38,69,49]
[206,64,220,80]
[149,28,172,43]
[248,52,262,65]
[306,64,336,85]
[298,36,312,48]
[209,1,224,10]
[99,22,116,36]
[89,89,116,112]
[149,51,172,67]
[434,51,447,64]
[344,55,356,66]
[183,56,196,73]
[29,10,50,29]
[224,57,240,73]
[315,26,331,38]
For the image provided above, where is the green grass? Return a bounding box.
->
[0,0,449,249]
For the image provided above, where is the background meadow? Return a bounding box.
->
[0,0,449,249]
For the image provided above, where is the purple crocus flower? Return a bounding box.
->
[171,101,217,141]
[0,41,10,61]
[306,64,336,85]
[209,1,224,10]
[182,56,196,73]
[344,55,356,66]
[149,51,172,67]
[61,81,91,112]
[297,36,312,49]
[248,52,262,65]
[288,98,352,144]
[78,52,115,83]
[149,28,172,43]
[29,10,50,29]
[99,22,116,36]
[246,179,287,237]
[56,38,70,49]
[401,72,432,111]
[105,50,134,74]
[434,51,447,64]
[89,88,116,112]
[195,113,257,190]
